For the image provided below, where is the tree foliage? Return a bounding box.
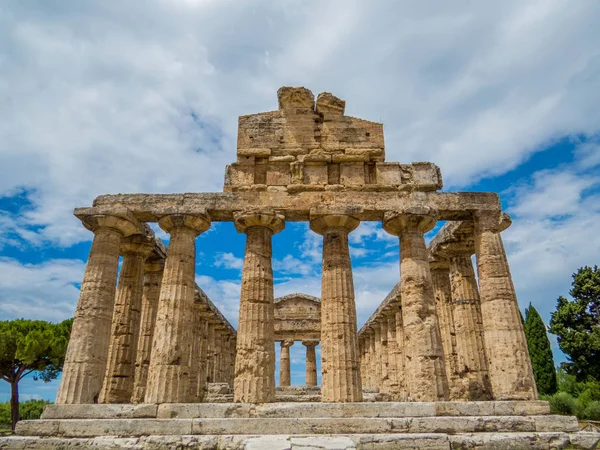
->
[524,303,557,395]
[0,319,72,431]
[549,266,600,381]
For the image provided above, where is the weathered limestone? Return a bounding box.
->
[233,210,285,403]
[311,214,362,402]
[132,257,164,404]
[383,208,448,402]
[100,235,154,404]
[144,214,211,404]
[385,309,400,397]
[303,340,319,386]
[449,253,492,400]
[474,211,537,400]
[57,212,142,404]
[429,258,460,399]
[279,340,294,387]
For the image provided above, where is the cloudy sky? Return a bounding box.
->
[1,0,599,401]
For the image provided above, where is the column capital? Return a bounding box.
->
[309,214,359,235]
[473,211,511,233]
[158,213,210,235]
[120,234,155,257]
[144,256,165,273]
[302,339,319,348]
[234,209,285,234]
[429,255,450,271]
[81,214,142,237]
[280,339,295,349]
[383,206,437,236]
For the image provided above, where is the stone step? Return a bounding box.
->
[3,432,600,449]
[16,415,578,437]
[41,401,552,420]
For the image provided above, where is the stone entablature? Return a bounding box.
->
[224,87,442,193]
[274,293,321,341]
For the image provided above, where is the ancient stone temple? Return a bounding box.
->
[5,87,598,449]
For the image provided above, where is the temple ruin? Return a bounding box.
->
[6,87,599,449]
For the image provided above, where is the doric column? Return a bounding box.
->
[233,210,284,403]
[144,214,210,404]
[186,301,203,402]
[213,329,223,383]
[430,258,461,400]
[385,309,400,397]
[310,214,362,402]
[358,338,366,387]
[206,323,215,383]
[450,253,492,400]
[100,235,154,403]
[279,340,294,387]
[57,213,141,404]
[366,330,376,388]
[197,314,210,399]
[303,340,319,386]
[379,319,391,393]
[229,336,237,386]
[474,212,537,400]
[132,256,164,404]
[383,208,448,401]
[372,322,383,391]
[395,308,406,400]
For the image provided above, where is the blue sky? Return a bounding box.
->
[1,0,599,402]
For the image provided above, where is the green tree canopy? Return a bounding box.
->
[549,266,600,381]
[524,303,557,395]
[0,319,72,431]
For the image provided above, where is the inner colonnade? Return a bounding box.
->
[55,86,537,406]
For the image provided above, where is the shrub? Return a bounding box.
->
[583,401,600,421]
[547,392,584,417]
[578,381,600,407]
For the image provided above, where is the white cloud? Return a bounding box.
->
[0,0,598,248]
[0,257,85,322]
[195,274,241,326]
[214,252,244,270]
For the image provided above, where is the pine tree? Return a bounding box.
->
[524,303,557,395]
[549,266,600,381]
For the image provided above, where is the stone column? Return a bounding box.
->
[430,258,461,400]
[100,235,154,403]
[385,309,400,397]
[383,208,448,401]
[213,329,223,383]
[57,213,140,404]
[366,330,376,389]
[206,323,215,383]
[449,253,492,400]
[187,301,203,402]
[197,315,210,399]
[395,308,406,400]
[233,210,285,403]
[279,340,294,387]
[144,214,210,404]
[310,214,363,402]
[132,256,164,404]
[303,340,319,386]
[229,337,237,386]
[379,319,391,393]
[474,212,537,400]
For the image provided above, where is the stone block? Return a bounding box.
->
[225,164,254,187]
[412,162,443,191]
[339,163,365,186]
[376,163,402,185]
[56,419,193,437]
[407,416,535,433]
[568,432,600,449]
[266,164,291,186]
[303,164,328,185]
[352,434,449,449]
[41,403,158,419]
[157,403,251,419]
[238,148,272,158]
[448,432,569,449]
[15,419,60,437]
[533,415,579,432]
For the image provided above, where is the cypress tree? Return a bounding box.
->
[524,303,558,395]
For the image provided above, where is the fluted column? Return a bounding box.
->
[213,329,223,382]
[384,208,448,401]
[229,337,237,386]
[474,212,537,400]
[379,319,391,393]
[366,330,376,388]
[310,214,362,402]
[450,253,492,400]
[57,213,140,404]
[206,323,215,383]
[395,308,405,400]
[303,340,319,386]
[197,315,210,399]
[233,210,284,403]
[132,257,164,403]
[279,340,294,387]
[385,309,400,397]
[187,301,203,402]
[144,214,210,404]
[372,322,383,391]
[100,235,154,403]
[430,258,461,400]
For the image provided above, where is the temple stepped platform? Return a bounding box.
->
[2,402,599,449]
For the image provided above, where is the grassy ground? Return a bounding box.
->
[0,426,11,436]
